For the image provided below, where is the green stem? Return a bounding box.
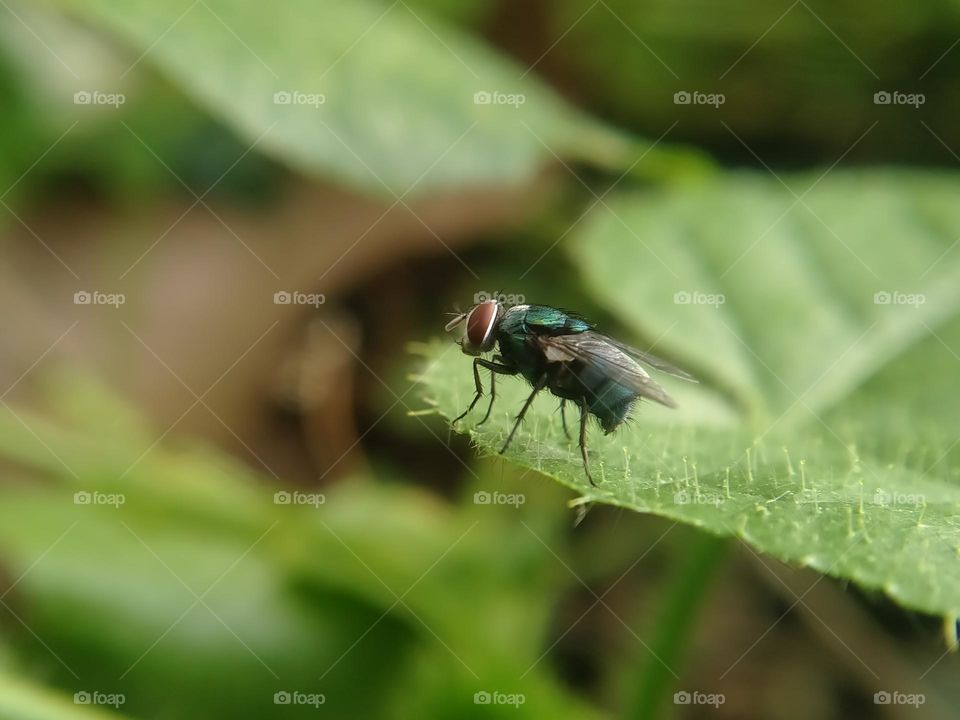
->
[626,531,729,720]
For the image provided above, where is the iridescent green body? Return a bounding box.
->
[495,304,637,432]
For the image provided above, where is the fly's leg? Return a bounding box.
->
[500,373,547,455]
[454,357,517,425]
[578,396,596,486]
[478,355,512,425]
[478,370,496,425]
[453,357,485,424]
[560,400,573,442]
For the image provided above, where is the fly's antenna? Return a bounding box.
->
[444,311,467,332]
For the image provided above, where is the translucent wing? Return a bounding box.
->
[534,331,681,407]
[598,335,697,382]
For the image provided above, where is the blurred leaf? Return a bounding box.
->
[0,372,599,719]
[0,486,413,719]
[548,0,960,164]
[400,0,492,27]
[47,0,662,197]
[417,169,960,618]
[573,171,960,422]
[0,2,283,208]
[0,673,129,720]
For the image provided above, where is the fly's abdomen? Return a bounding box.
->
[571,365,638,433]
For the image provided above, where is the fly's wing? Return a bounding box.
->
[598,335,697,382]
[534,331,679,408]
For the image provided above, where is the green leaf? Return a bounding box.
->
[0,673,130,720]
[0,373,599,719]
[47,0,653,196]
[416,169,960,618]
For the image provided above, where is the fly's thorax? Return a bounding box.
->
[496,304,528,333]
[494,306,550,384]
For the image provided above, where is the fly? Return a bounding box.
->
[445,299,695,486]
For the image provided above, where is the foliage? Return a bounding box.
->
[418,170,960,618]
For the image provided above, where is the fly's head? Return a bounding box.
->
[444,299,502,356]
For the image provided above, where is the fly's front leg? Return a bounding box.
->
[454,356,517,425]
[478,370,496,425]
[478,354,513,425]
[453,357,485,425]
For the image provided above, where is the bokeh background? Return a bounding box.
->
[1,0,959,718]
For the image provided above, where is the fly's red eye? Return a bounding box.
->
[466,301,498,350]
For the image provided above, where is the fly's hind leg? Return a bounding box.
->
[560,400,573,442]
[578,396,596,486]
